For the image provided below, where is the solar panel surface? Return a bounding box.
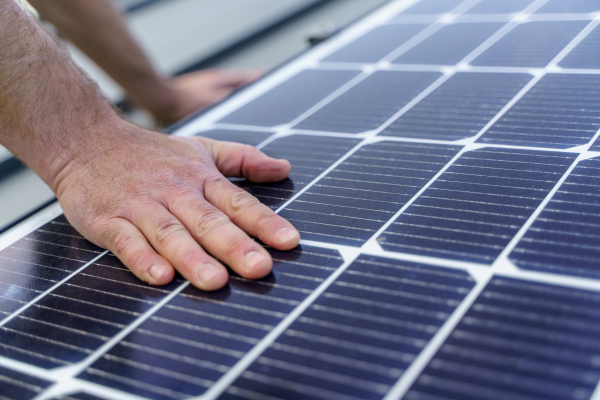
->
[1,0,600,399]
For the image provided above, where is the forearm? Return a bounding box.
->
[27,0,176,116]
[0,0,124,189]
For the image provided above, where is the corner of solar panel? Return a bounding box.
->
[2,0,600,399]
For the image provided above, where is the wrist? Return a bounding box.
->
[36,111,132,195]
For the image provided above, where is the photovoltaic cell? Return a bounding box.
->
[323,24,427,64]
[464,0,536,14]
[294,71,442,134]
[392,23,504,65]
[235,135,360,210]
[405,277,600,400]
[0,252,183,369]
[510,158,600,279]
[220,255,474,400]
[559,25,600,69]
[401,0,464,14]
[54,394,106,400]
[477,73,600,149]
[0,219,98,316]
[195,129,272,147]
[379,148,577,264]
[80,245,344,400]
[0,364,51,400]
[536,0,600,13]
[278,142,462,247]
[470,21,589,67]
[379,72,531,141]
[218,70,360,127]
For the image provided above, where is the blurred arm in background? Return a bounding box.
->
[27,0,261,123]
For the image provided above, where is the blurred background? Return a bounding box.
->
[0,0,390,232]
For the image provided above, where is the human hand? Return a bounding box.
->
[52,121,300,291]
[145,69,262,124]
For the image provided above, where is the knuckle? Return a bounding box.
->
[155,219,186,246]
[255,212,278,234]
[228,190,259,214]
[224,236,250,256]
[113,231,136,256]
[195,210,230,239]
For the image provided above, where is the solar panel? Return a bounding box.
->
[380,72,531,140]
[404,276,600,400]
[391,23,504,65]
[294,71,443,134]
[464,0,536,14]
[2,0,600,399]
[477,74,600,148]
[470,21,589,67]
[0,364,50,400]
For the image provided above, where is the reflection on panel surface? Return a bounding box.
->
[380,72,531,141]
[560,25,600,69]
[279,142,461,246]
[392,23,503,65]
[0,252,183,369]
[477,73,600,149]
[220,255,474,400]
[471,21,588,67]
[80,245,344,400]
[324,24,427,64]
[380,148,577,264]
[0,364,51,400]
[510,158,600,278]
[294,71,442,134]
[406,277,600,400]
[218,70,360,127]
[401,0,464,14]
[194,129,272,147]
[234,135,360,210]
[536,0,600,13]
[465,0,536,14]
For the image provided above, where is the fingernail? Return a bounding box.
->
[244,251,267,271]
[197,263,222,286]
[149,264,168,282]
[277,227,299,243]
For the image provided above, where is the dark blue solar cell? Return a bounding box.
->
[471,21,589,67]
[590,137,600,152]
[402,0,465,14]
[393,23,504,65]
[53,394,107,400]
[560,25,600,69]
[80,245,345,400]
[478,74,600,149]
[234,135,360,210]
[218,70,360,127]
[379,148,577,264]
[406,276,600,400]
[324,24,428,64]
[465,0,536,13]
[194,129,272,147]
[0,364,51,400]
[0,217,105,367]
[536,0,600,13]
[0,252,183,369]
[380,72,532,141]
[219,254,474,400]
[294,71,442,134]
[278,142,462,246]
[510,158,600,278]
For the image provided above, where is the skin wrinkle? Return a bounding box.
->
[0,0,300,291]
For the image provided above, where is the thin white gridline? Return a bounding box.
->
[0,1,598,399]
